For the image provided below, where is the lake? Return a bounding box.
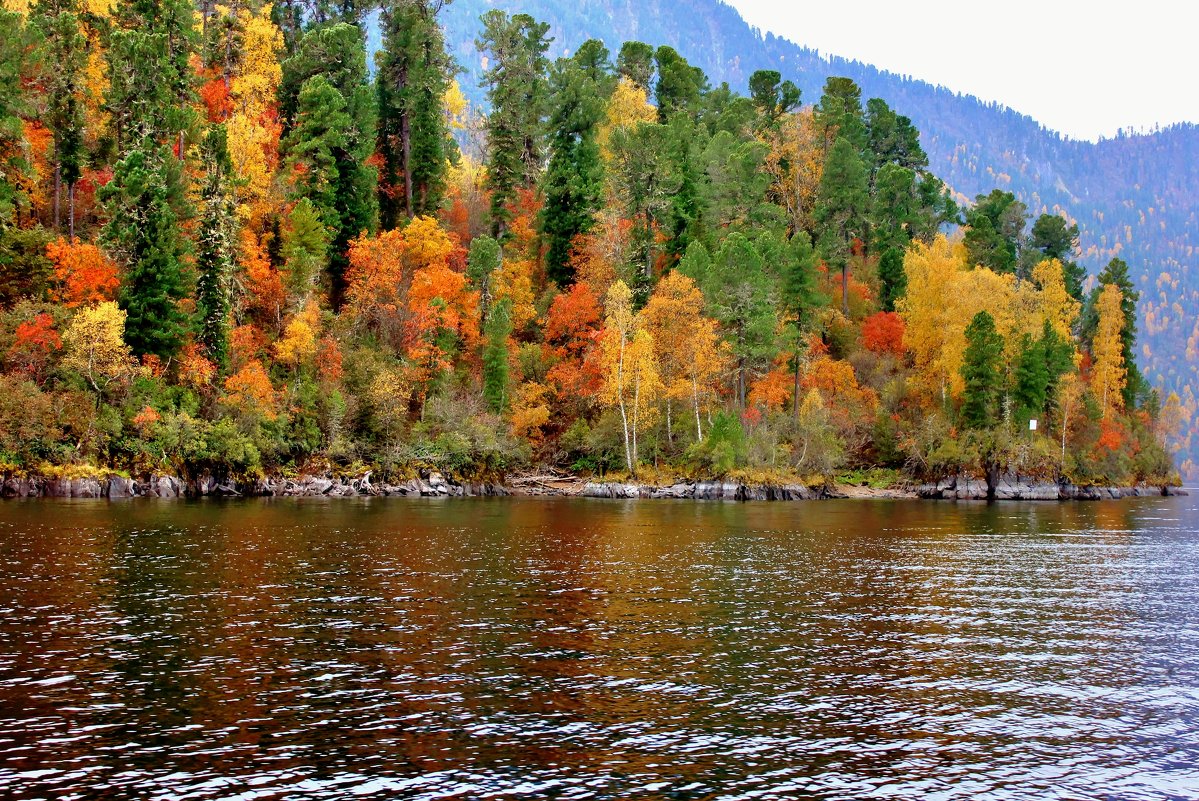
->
[0,497,1197,799]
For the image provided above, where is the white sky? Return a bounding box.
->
[726,0,1198,141]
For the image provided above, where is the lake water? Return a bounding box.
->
[0,497,1197,800]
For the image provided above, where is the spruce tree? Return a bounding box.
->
[482,298,512,413]
[376,0,454,225]
[541,40,612,285]
[477,10,550,239]
[960,311,1005,429]
[100,141,190,359]
[779,232,823,416]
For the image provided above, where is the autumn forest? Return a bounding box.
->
[0,0,1182,490]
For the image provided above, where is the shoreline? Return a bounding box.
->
[1,471,1187,501]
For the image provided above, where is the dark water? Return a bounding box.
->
[1,497,1198,800]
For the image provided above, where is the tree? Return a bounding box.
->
[47,238,119,307]
[477,10,550,238]
[1092,257,1142,407]
[62,301,138,397]
[35,5,87,236]
[99,141,190,360]
[964,189,1027,275]
[960,310,1004,429]
[1093,283,1126,418]
[540,40,611,286]
[813,76,865,148]
[777,232,822,415]
[195,126,237,372]
[653,46,705,123]
[814,135,869,314]
[599,280,660,474]
[1031,213,1084,301]
[376,0,454,224]
[748,69,800,130]
[466,234,501,319]
[616,41,654,91]
[482,297,512,413]
[607,119,677,283]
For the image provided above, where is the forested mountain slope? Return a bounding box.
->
[438,0,1199,478]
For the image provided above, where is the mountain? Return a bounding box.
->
[433,0,1199,479]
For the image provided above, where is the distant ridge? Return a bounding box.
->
[431,0,1199,478]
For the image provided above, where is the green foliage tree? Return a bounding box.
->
[653,45,706,123]
[748,69,799,129]
[35,6,88,236]
[195,126,237,373]
[466,234,501,318]
[540,40,612,286]
[1092,257,1143,407]
[964,189,1027,275]
[960,310,1005,429]
[616,41,654,91]
[482,298,512,413]
[100,141,190,359]
[1031,213,1085,301]
[813,76,865,148]
[778,232,823,415]
[814,135,869,314]
[703,234,775,408]
[376,0,455,224]
[477,10,551,238]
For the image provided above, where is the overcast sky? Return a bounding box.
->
[726,0,1197,141]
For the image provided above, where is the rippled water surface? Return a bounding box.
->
[1,497,1198,799]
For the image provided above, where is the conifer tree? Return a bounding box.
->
[376,0,454,224]
[960,310,1005,429]
[100,141,190,359]
[814,135,869,314]
[195,126,236,372]
[477,10,550,238]
[482,297,512,413]
[541,40,612,286]
[35,5,87,236]
[779,232,822,416]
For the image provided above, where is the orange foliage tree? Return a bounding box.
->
[7,313,61,384]
[46,238,119,307]
[861,311,905,356]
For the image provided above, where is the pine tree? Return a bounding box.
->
[376,0,454,225]
[100,141,190,359]
[195,126,236,372]
[814,135,869,314]
[960,310,1004,429]
[779,232,822,416]
[541,40,612,286]
[35,6,87,236]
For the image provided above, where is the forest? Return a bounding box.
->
[0,0,1183,490]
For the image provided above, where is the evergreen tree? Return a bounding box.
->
[195,126,236,373]
[877,247,906,313]
[100,141,190,359]
[964,189,1027,274]
[477,10,551,239]
[376,0,454,224]
[814,135,869,314]
[1031,213,1085,301]
[0,10,32,227]
[865,97,927,177]
[281,25,377,307]
[466,234,501,320]
[779,232,822,416]
[616,41,654,91]
[653,45,706,123]
[704,233,775,408]
[748,70,800,130]
[482,298,512,413]
[540,40,612,286]
[35,5,87,236]
[813,76,865,148]
[1012,333,1049,425]
[960,310,1005,429]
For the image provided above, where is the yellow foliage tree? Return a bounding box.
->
[762,108,824,235]
[226,5,283,224]
[599,281,661,474]
[1092,284,1126,418]
[62,301,138,396]
[490,255,536,332]
[598,77,657,161]
[642,270,729,441]
[1032,258,1081,339]
[274,300,320,367]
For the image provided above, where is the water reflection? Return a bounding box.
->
[0,497,1196,799]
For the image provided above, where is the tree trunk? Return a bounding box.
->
[68,182,75,240]
[53,163,61,231]
[616,336,633,474]
[841,263,849,315]
[692,375,703,441]
[793,348,802,418]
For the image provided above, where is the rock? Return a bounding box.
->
[1165,486,1190,496]
[106,476,135,498]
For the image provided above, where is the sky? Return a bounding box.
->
[726,0,1198,141]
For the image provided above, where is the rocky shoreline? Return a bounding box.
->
[0,470,1187,501]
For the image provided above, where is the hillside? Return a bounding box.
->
[438,0,1199,479]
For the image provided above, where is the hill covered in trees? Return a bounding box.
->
[436,0,1199,481]
[0,0,1184,493]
